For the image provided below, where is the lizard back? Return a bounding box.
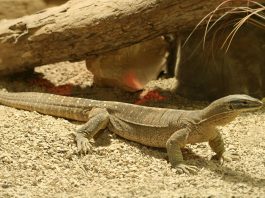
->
[0,92,184,128]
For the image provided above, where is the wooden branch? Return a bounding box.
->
[0,0,264,75]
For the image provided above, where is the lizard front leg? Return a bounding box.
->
[76,108,109,154]
[209,131,236,163]
[166,129,199,174]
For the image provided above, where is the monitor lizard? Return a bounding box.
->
[0,92,263,173]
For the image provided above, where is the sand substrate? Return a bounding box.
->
[0,61,264,197]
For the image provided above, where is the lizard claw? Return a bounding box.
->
[222,151,239,161]
[174,163,199,174]
[75,134,92,155]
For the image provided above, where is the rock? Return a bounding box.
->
[86,37,169,91]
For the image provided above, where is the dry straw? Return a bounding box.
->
[185,0,265,52]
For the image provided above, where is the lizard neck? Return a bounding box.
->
[199,104,239,126]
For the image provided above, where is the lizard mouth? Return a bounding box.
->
[235,100,263,111]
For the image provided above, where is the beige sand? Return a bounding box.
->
[0,61,264,197]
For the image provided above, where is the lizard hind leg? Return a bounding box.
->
[76,108,110,154]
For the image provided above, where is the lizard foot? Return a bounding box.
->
[211,151,239,164]
[75,134,92,155]
[174,163,199,174]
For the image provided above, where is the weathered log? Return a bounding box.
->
[44,0,68,7]
[0,0,264,75]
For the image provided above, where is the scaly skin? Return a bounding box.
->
[0,92,262,173]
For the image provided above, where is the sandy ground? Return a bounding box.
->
[0,61,265,197]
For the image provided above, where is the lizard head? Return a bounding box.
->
[202,94,263,125]
[212,94,263,112]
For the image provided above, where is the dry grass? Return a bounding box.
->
[185,0,265,52]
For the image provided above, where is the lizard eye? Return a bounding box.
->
[242,101,248,105]
[228,104,233,110]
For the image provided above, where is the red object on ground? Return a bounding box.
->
[134,90,166,105]
[29,77,73,96]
